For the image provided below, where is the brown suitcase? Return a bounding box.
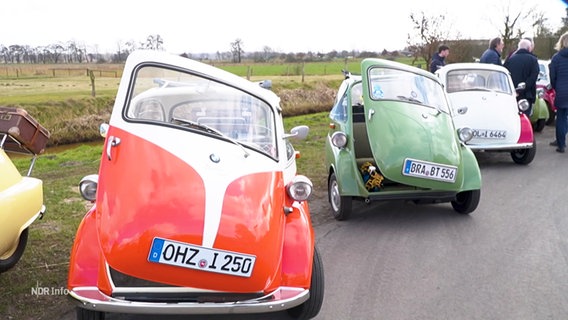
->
[0,106,50,154]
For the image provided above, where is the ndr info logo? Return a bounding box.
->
[31,281,69,296]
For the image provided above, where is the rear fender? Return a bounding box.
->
[458,146,482,191]
[329,150,365,197]
[67,205,101,289]
[281,200,314,288]
[518,114,534,144]
[535,99,550,119]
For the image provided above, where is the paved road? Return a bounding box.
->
[65,126,568,320]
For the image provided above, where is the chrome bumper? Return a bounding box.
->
[69,286,309,315]
[467,142,533,151]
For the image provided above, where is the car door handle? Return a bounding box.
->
[367,109,375,120]
[457,107,468,115]
[106,136,121,161]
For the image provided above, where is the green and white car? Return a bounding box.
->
[325,58,482,221]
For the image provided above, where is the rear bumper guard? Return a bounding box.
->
[69,286,309,315]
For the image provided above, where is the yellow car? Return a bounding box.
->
[0,107,48,273]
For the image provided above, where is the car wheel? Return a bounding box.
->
[328,172,352,221]
[287,246,324,320]
[511,142,537,165]
[451,189,481,214]
[76,307,105,320]
[545,102,556,126]
[533,119,546,132]
[0,228,29,273]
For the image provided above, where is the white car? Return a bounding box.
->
[436,63,536,165]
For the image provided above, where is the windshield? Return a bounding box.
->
[445,69,512,95]
[125,65,277,158]
[367,67,450,113]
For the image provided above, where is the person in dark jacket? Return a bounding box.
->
[549,32,568,153]
[503,38,539,116]
[480,37,504,65]
[505,37,534,63]
[430,45,449,73]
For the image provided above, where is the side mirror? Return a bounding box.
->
[285,125,309,140]
[257,80,272,90]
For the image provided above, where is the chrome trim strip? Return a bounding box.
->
[106,263,218,292]
[69,286,309,315]
[467,142,533,151]
[113,287,220,293]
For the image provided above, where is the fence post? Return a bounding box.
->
[89,70,96,97]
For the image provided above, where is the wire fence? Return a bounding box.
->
[0,65,123,79]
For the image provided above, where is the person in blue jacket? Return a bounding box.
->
[549,32,568,153]
[480,37,504,65]
[430,45,449,73]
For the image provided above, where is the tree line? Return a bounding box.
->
[2,6,568,67]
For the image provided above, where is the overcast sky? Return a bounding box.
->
[2,0,567,54]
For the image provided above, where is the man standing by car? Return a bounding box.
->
[549,32,568,153]
[430,45,449,73]
[480,37,504,65]
[504,38,539,116]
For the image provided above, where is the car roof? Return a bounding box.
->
[438,62,510,74]
[363,58,434,76]
[124,50,282,111]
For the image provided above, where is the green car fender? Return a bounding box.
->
[533,98,550,121]
[458,145,482,191]
[326,144,365,197]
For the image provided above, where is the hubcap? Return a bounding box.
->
[330,180,341,211]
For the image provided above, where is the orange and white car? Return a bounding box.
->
[68,50,324,320]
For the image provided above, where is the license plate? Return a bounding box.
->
[148,237,256,278]
[472,129,507,139]
[402,158,457,183]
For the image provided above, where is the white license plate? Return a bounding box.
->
[472,129,507,139]
[148,238,256,278]
[402,158,457,183]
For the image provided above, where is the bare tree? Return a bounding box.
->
[144,34,164,50]
[8,45,25,63]
[49,43,65,63]
[498,10,526,58]
[487,2,544,58]
[557,7,568,36]
[407,11,451,69]
[262,46,275,62]
[230,39,244,63]
[531,11,553,37]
